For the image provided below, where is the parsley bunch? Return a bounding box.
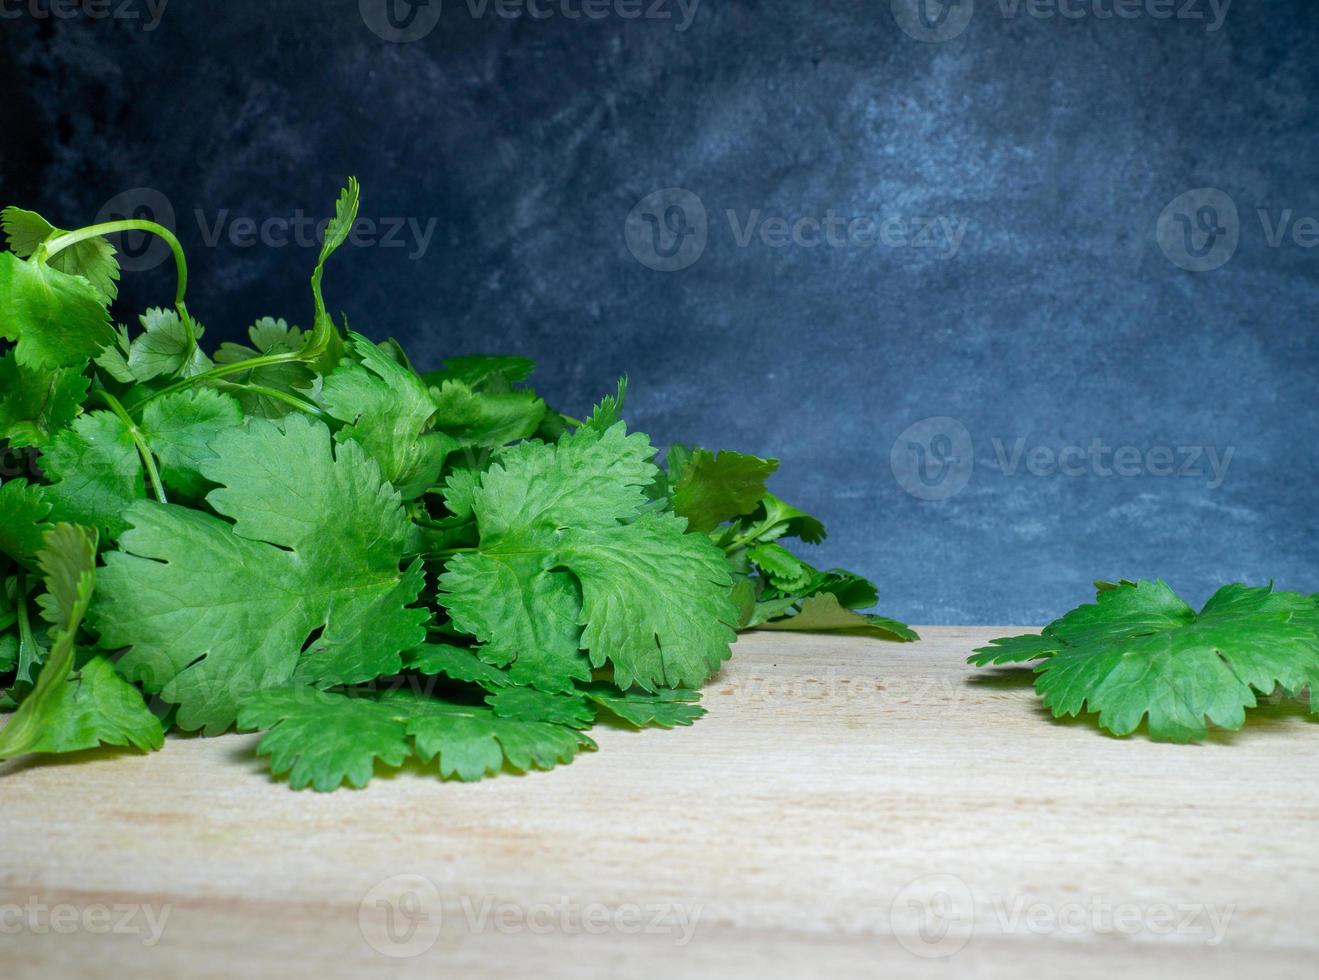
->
[0,181,913,790]
[970,580,1319,742]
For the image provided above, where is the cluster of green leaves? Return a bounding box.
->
[0,182,912,790]
[970,579,1319,742]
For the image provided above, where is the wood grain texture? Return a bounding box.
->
[1,627,1316,979]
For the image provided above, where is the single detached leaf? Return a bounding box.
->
[41,411,146,541]
[140,388,243,498]
[757,592,920,642]
[671,448,779,533]
[94,414,427,734]
[320,333,455,498]
[977,580,1319,742]
[0,352,90,450]
[0,479,54,563]
[0,524,162,760]
[0,251,114,370]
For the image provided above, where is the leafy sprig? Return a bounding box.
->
[970,580,1319,742]
[0,182,912,789]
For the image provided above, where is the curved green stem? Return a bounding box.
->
[127,350,307,413]
[45,220,189,309]
[221,382,327,419]
[96,390,168,505]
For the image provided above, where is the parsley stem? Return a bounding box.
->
[222,382,327,419]
[45,220,189,309]
[127,350,307,413]
[14,570,38,684]
[96,389,168,505]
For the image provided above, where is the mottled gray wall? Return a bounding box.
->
[3,0,1316,623]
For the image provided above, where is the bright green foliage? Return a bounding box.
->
[0,181,908,790]
[661,446,914,641]
[123,308,211,382]
[213,318,315,417]
[2,206,119,302]
[0,524,163,760]
[139,388,244,498]
[0,353,90,449]
[42,412,145,540]
[581,685,706,728]
[94,414,428,734]
[969,580,1319,742]
[439,423,738,692]
[320,333,455,498]
[0,479,54,563]
[670,447,780,533]
[237,687,595,791]
[0,251,114,370]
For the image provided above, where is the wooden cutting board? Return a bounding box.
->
[1,628,1315,979]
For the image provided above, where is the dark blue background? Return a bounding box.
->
[3,0,1316,624]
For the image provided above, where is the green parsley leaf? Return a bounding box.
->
[0,251,114,371]
[423,355,536,389]
[0,479,54,564]
[439,423,737,692]
[125,307,211,382]
[237,687,594,791]
[139,388,244,499]
[320,333,455,498]
[0,352,90,450]
[756,593,920,643]
[970,580,1319,741]
[581,685,706,729]
[671,448,780,533]
[430,380,547,449]
[94,414,428,734]
[0,524,162,760]
[2,206,120,302]
[42,411,146,540]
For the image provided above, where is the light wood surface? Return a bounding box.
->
[2,627,1316,979]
